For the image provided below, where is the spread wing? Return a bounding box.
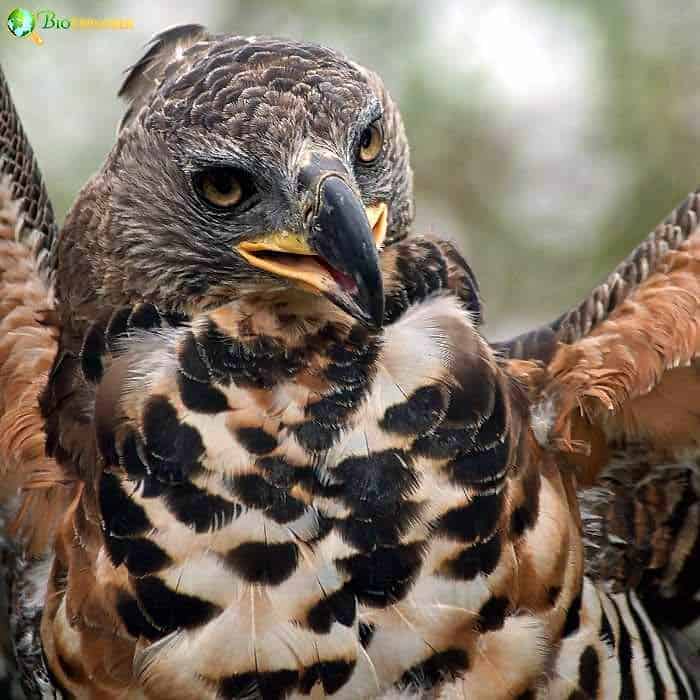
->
[0,65,65,553]
[494,188,700,367]
[0,65,57,276]
[0,63,66,698]
[545,191,700,476]
[498,189,700,621]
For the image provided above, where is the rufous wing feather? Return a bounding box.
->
[504,189,700,622]
[0,66,68,554]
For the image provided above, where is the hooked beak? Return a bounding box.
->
[236,160,387,329]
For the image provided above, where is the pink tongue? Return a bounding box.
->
[328,266,358,294]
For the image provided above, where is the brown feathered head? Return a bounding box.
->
[56,25,414,333]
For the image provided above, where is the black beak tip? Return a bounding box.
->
[362,283,385,330]
[325,280,385,332]
[305,169,386,330]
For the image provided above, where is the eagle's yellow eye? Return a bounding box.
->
[358,121,383,163]
[196,168,244,208]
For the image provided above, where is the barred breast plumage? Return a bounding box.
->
[45,240,558,698]
[39,237,696,698]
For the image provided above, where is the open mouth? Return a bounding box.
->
[236,202,388,295]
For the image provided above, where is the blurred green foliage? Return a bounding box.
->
[2,0,698,337]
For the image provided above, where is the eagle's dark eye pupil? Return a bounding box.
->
[360,129,372,149]
[213,173,232,193]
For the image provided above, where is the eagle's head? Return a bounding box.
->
[58,25,414,331]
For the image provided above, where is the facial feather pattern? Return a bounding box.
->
[54,27,414,341]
